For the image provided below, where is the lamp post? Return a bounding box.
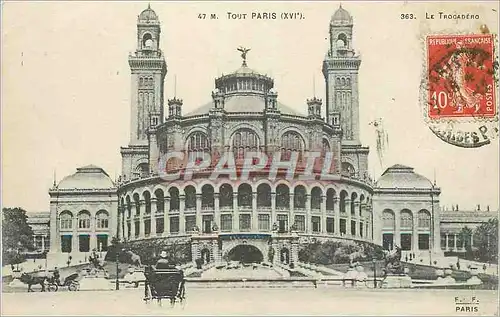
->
[115,246,121,290]
[372,258,377,289]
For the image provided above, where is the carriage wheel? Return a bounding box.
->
[68,282,78,292]
[47,283,58,292]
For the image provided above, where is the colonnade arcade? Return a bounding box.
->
[57,210,110,254]
[118,181,373,242]
[381,209,432,252]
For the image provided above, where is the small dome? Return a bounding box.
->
[58,165,115,190]
[138,5,158,22]
[331,5,353,25]
[376,164,433,189]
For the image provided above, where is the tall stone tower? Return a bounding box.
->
[128,5,167,145]
[323,5,361,145]
[121,5,167,180]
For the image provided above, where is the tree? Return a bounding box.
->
[2,207,34,265]
[473,218,498,263]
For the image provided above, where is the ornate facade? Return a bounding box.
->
[43,5,496,266]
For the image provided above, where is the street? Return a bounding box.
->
[2,288,498,316]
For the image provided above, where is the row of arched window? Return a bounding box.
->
[185,130,333,154]
[335,77,351,87]
[382,209,431,230]
[139,76,154,88]
[121,185,370,219]
[59,210,109,230]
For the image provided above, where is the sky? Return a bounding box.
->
[2,1,499,213]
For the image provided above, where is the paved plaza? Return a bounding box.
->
[2,288,498,316]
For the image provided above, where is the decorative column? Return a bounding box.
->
[453,234,458,251]
[163,197,170,235]
[334,197,340,235]
[271,192,277,227]
[394,210,401,247]
[252,192,258,231]
[289,193,295,232]
[412,214,419,252]
[151,198,157,237]
[117,206,122,241]
[321,195,327,234]
[41,236,46,252]
[196,194,202,231]
[130,215,136,239]
[90,213,97,250]
[345,199,352,236]
[179,195,186,234]
[445,233,449,250]
[233,195,239,231]
[139,200,145,239]
[72,216,79,254]
[214,193,220,231]
[305,194,311,233]
[353,201,360,237]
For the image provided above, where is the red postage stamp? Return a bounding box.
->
[427,34,496,119]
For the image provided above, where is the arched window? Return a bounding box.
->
[326,189,336,211]
[126,196,132,218]
[400,210,413,229]
[276,184,290,209]
[169,187,180,211]
[257,184,271,207]
[294,186,307,209]
[232,128,259,160]
[238,184,252,207]
[142,33,153,48]
[133,193,140,216]
[219,184,234,208]
[60,211,73,230]
[382,210,395,230]
[418,210,431,228]
[351,192,358,215]
[96,210,109,229]
[136,163,149,178]
[359,195,365,217]
[143,191,151,214]
[187,132,210,162]
[184,186,196,210]
[341,162,355,178]
[339,190,348,213]
[78,211,91,229]
[280,131,304,161]
[155,189,164,213]
[202,184,214,208]
[311,187,322,210]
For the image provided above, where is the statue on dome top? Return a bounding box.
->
[237,46,251,66]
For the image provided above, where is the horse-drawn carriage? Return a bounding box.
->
[143,266,186,307]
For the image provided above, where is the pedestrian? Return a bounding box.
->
[405,255,408,262]
[155,250,174,270]
[456,260,460,271]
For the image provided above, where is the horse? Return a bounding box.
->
[19,273,48,292]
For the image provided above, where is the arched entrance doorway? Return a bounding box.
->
[200,248,211,264]
[227,244,264,263]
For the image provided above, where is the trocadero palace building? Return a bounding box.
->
[38,5,493,266]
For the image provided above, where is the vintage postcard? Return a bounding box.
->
[1,1,498,316]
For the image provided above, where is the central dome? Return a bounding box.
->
[57,165,115,190]
[184,58,305,116]
[376,164,433,189]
